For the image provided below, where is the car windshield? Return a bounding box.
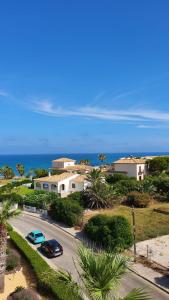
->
[35,233,43,238]
[48,240,60,248]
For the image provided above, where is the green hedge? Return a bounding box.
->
[9,230,80,300]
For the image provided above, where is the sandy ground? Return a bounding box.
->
[133,235,169,268]
[0,268,28,300]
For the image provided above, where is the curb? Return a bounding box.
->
[22,211,82,241]
[128,267,169,295]
[22,211,169,295]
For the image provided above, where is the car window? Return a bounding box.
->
[35,233,43,238]
[30,232,34,237]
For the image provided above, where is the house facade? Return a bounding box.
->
[34,172,90,198]
[52,158,76,169]
[51,157,93,173]
[113,157,148,180]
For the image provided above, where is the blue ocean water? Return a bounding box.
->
[0,152,169,174]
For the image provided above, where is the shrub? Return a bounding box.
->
[84,214,133,251]
[49,198,83,226]
[147,156,169,174]
[114,179,140,195]
[22,191,59,209]
[126,192,151,208]
[106,173,131,184]
[6,249,20,271]
[7,288,39,300]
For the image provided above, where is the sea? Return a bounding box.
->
[0,152,169,174]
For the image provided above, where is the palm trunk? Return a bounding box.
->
[0,224,7,292]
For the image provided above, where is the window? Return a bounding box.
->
[72,183,76,189]
[139,166,142,172]
[36,182,41,188]
[43,183,49,189]
[51,184,57,190]
[61,184,65,191]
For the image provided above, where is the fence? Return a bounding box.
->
[0,202,18,211]
[23,205,48,217]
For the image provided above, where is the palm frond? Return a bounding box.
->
[121,288,151,300]
[0,200,21,224]
[78,246,130,300]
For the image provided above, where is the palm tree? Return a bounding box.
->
[86,169,102,184]
[56,246,150,300]
[77,246,150,300]
[84,181,115,209]
[80,159,90,166]
[0,165,15,179]
[98,153,106,164]
[0,201,20,292]
[16,163,24,177]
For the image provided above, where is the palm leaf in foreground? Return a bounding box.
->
[121,288,151,300]
[41,269,82,300]
[78,246,130,300]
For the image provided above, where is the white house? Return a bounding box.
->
[34,172,90,198]
[113,157,148,181]
[51,157,93,173]
[52,157,76,169]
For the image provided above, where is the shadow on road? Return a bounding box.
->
[155,275,169,290]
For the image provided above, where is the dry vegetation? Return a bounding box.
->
[84,203,169,242]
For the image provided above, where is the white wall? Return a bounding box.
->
[52,161,75,168]
[114,163,147,180]
[34,174,79,196]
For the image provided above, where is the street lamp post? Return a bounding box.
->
[131,206,137,262]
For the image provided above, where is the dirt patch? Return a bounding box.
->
[0,240,37,300]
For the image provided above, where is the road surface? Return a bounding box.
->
[10,214,169,300]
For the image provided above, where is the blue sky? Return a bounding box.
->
[1,0,169,154]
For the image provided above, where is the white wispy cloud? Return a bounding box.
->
[137,124,169,129]
[30,99,169,124]
[0,89,8,97]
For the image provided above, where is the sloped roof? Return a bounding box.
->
[34,172,74,183]
[52,164,93,171]
[71,175,87,183]
[52,157,76,162]
[114,158,146,164]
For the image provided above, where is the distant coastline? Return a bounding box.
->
[0,152,169,174]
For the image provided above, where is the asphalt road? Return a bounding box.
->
[9,214,169,300]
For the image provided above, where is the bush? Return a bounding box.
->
[7,288,39,300]
[114,179,140,195]
[106,173,131,184]
[126,192,151,208]
[147,156,169,174]
[49,198,83,227]
[84,214,133,251]
[22,191,59,209]
[6,249,20,271]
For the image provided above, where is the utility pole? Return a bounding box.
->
[131,206,137,262]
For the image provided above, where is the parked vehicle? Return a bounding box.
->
[40,239,63,257]
[27,230,45,244]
